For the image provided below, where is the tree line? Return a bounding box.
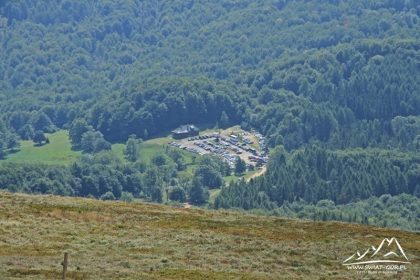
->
[215,145,420,208]
[0,143,232,205]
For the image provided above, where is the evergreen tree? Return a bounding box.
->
[189,176,208,205]
[234,157,247,175]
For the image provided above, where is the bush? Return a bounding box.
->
[100,191,116,201]
[169,186,186,202]
[120,191,134,202]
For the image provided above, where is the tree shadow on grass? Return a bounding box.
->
[33,142,48,147]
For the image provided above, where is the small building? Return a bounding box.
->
[172,124,200,139]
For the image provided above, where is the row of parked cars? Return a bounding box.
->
[169,141,206,155]
[191,135,244,167]
[171,130,269,168]
[187,134,217,141]
[220,136,259,156]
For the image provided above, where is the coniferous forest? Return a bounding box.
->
[0,1,419,231]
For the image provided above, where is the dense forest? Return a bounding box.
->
[277,193,420,231]
[0,0,419,230]
[215,146,420,206]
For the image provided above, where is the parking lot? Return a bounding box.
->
[169,130,269,169]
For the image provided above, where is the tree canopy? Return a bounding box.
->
[0,0,418,230]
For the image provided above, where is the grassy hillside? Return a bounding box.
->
[4,131,81,165]
[4,130,185,166]
[0,191,418,279]
[111,137,175,163]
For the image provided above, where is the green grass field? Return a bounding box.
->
[3,130,199,174]
[4,130,81,165]
[112,135,177,160]
[3,131,178,164]
[132,136,197,169]
[0,191,419,279]
[110,143,126,161]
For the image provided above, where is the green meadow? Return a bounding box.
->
[4,130,81,165]
[4,130,176,165]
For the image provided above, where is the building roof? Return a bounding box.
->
[172,124,199,134]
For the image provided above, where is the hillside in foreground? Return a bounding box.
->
[0,191,418,279]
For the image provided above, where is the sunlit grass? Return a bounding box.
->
[4,130,81,165]
[0,191,418,279]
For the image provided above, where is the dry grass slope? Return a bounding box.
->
[0,191,418,279]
